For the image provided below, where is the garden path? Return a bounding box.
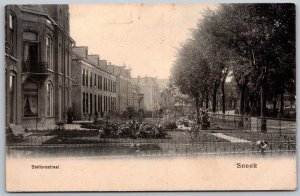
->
[210,133,251,143]
[65,123,89,130]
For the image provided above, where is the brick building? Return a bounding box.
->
[5,5,74,129]
[71,46,117,120]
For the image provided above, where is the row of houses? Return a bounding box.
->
[5,5,171,129]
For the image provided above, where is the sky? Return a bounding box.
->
[70,4,217,79]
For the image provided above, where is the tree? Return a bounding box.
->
[172,3,295,130]
[171,39,210,123]
[198,4,295,123]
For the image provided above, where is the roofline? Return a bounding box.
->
[18,5,75,43]
[72,52,116,76]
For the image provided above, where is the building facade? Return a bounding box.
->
[113,66,134,114]
[132,80,144,112]
[159,88,174,111]
[71,46,117,120]
[134,76,160,112]
[5,5,74,129]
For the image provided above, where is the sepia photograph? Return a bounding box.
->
[4,1,297,192]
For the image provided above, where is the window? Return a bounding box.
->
[82,69,85,86]
[98,95,100,112]
[86,93,88,113]
[107,79,109,91]
[94,74,97,88]
[103,96,106,111]
[63,49,70,76]
[86,70,88,86]
[83,92,85,114]
[65,50,69,76]
[8,13,16,56]
[94,94,97,113]
[59,8,63,26]
[90,71,93,88]
[100,76,102,90]
[46,82,54,116]
[104,96,107,111]
[9,72,16,123]
[90,93,93,114]
[23,32,39,72]
[111,80,113,92]
[109,96,111,111]
[86,71,89,87]
[59,43,64,73]
[110,80,112,92]
[100,95,103,113]
[9,14,14,29]
[68,51,71,76]
[45,36,53,70]
[23,82,38,117]
[66,87,69,108]
[23,42,39,63]
[108,79,111,92]
[103,78,106,91]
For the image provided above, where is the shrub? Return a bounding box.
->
[164,121,177,130]
[80,120,167,139]
[66,107,74,123]
[55,120,65,130]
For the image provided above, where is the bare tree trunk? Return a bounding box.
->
[260,85,267,132]
[212,87,217,113]
[280,91,284,117]
[272,96,277,116]
[200,93,204,108]
[195,96,200,124]
[240,88,245,115]
[205,91,209,109]
[221,80,226,114]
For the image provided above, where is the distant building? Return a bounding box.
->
[132,80,144,112]
[159,88,174,110]
[5,5,74,129]
[112,66,134,114]
[71,46,117,120]
[135,76,160,112]
[156,79,169,90]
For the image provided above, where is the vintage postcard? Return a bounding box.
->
[5,3,296,191]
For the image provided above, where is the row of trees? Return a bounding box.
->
[171,4,295,123]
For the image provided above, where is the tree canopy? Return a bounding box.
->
[171,3,295,120]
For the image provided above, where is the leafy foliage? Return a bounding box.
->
[171,4,295,118]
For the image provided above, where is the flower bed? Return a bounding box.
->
[80,120,168,139]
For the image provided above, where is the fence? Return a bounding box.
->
[6,114,296,158]
[209,113,296,133]
[209,113,252,130]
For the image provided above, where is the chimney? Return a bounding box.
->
[72,46,88,59]
[87,55,99,66]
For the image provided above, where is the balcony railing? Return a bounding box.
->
[22,61,48,74]
[22,61,49,83]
